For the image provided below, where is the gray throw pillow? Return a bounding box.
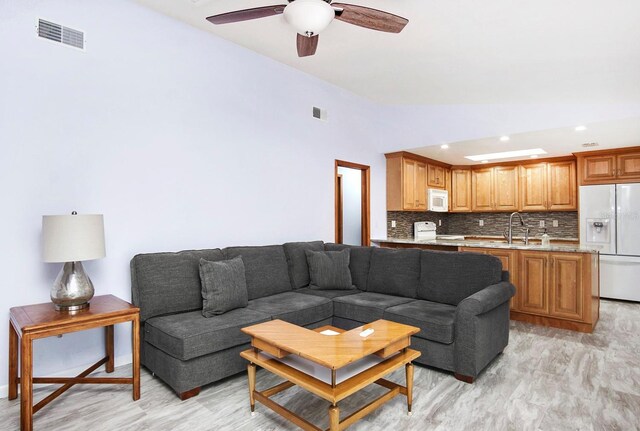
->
[199,257,248,317]
[305,249,354,290]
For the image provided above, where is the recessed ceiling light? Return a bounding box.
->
[441,144,449,149]
[465,148,547,162]
[575,125,587,131]
[530,155,539,159]
[481,160,489,164]
[499,136,510,142]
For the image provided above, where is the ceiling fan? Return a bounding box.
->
[206,0,409,57]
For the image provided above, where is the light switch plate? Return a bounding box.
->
[479,220,484,227]
[391,220,396,228]
[553,220,558,227]
[539,220,545,228]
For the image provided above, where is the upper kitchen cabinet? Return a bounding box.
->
[520,159,577,211]
[427,164,446,189]
[471,166,519,212]
[386,152,430,211]
[450,168,472,212]
[575,146,640,185]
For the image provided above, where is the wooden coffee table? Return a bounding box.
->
[240,319,420,431]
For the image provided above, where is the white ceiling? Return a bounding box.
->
[410,117,640,165]
[136,0,640,104]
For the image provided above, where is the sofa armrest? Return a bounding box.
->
[456,281,515,317]
[453,281,515,380]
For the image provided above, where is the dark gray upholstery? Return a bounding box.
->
[283,241,325,289]
[366,247,421,298]
[247,292,332,326]
[306,249,354,290]
[199,257,248,317]
[419,250,503,305]
[144,308,271,361]
[223,245,291,300]
[333,292,414,322]
[131,249,224,321]
[297,287,361,299]
[324,243,372,290]
[384,300,456,344]
[133,242,515,396]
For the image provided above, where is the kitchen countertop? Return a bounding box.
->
[372,237,601,254]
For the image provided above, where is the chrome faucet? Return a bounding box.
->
[505,212,529,245]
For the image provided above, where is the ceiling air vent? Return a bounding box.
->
[37,19,84,50]
[582,142,599,148]
[312,106,327,121]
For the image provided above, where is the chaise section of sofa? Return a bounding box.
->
[131,240,515,399]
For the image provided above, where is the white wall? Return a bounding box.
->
[337,167,362,246]
[0,0,388,391]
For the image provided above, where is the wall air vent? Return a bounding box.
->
[37,19,84,50]
[312,106,327,121]
[582,142,599,148]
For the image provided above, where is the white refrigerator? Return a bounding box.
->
[579,184,640,302]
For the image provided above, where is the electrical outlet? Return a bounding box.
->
[539,220,545,228]
[552,220,558,227]
[391,220,396,228]
[438,219,442,227]
[479,220,484,227]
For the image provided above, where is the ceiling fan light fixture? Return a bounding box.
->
[284,0,335,36]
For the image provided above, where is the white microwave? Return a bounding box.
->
[428,189,449,212]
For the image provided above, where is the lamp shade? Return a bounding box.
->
[284,0,335,36]
[42,214,106,263]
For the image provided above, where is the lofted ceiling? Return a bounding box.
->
[136,0,640,104]
[410,117,640,165]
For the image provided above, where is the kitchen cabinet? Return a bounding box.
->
[576,146,640,185]
[549,254,584,321]
[386,153,427,211]
[471,166,519,212]
[519,161,577,211]
[428,164,446,189]
[519,251,550,315]
[450,169,472,212]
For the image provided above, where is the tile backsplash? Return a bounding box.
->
[387,211,578,239]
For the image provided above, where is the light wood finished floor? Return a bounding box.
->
[2,300,640,430]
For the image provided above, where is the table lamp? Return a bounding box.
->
[42,212,106,311]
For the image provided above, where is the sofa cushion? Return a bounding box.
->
[223,245,292,300]
[296,287,361,299]
[419,251,503,305]
[144,308,271,361]
[283,241,325,289]
[332,292,414,323]
[324,244,373,290]
[247,292,333,326]
[199,257,248,317]
[366,248,420,298]
[384,300,456,344]
[306,249,354,290]
[131,249,225,321]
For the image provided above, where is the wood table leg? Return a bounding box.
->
[132,316,140,401]
[405,363,414,415]
[247,363,256,413]
[20,334,33,431]
[8,321,18,400]
[329,404,340,431]
[105,325,114,373]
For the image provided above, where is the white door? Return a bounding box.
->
[579,185,616,254]
[600,255,640,301]
[616,184,640,256]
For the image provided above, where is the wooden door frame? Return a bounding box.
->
[335,160,371,246]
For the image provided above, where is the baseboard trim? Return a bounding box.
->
[0,354,132,398]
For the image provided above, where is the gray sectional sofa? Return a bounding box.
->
[130,241,515,399]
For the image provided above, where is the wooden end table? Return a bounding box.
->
[8,294,141,431]
[241,319,420,431]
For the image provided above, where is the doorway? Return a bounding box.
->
[335,160,370,246]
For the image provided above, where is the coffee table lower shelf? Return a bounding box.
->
[240,347,420,431]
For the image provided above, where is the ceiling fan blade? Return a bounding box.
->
[206,5,285,25]
[297,34,319,57]
[331,3,408,33]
